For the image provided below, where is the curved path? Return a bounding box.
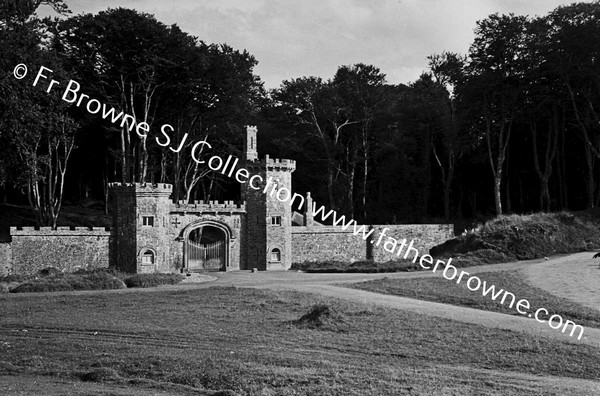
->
[522,252,600,311]
[198,254,600,348]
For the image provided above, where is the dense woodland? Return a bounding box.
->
[1,0,599,228]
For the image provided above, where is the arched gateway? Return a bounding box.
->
[183,221,230,271]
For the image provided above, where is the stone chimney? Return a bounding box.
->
[304,192,314,227]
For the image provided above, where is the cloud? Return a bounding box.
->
[50,0,573,88]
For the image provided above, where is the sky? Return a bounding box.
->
[39,0,581,89]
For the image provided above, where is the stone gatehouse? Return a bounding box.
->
[0,127,454,275]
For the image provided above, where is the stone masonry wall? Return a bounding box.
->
[370,224,455,262]
[10,227,110,275]
[0,242,11,276]
[291,227,367,263]
[291,224,454,264]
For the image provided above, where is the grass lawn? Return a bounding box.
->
[1,286,600,395]
[349,270,600,329]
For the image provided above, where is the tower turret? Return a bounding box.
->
[109,183,172,273]
[244,125,258,162]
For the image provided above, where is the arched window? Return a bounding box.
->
[141,250,155,265]
[270,248,281,262]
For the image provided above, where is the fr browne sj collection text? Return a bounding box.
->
[14,64,192,153]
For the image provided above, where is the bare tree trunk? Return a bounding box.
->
[494,175,503,216]
[120,127,128,183]
[486,119,511,217]
[531,114,559,212]
[361,121,370,221]
[505,147,512,214]
[160,150,168,183]
[327,164,336,211]
[433,144,455,221]
[347,159,355,219]
[585,144,595,208]
[103,155,110,215]
[557,126,569,209]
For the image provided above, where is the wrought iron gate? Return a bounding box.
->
[186,239,225,271]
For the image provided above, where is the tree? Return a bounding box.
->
[159,42,264,203]
[58,8,192,183]
[272,76,358,213]
[0,3,78,227]
[59,10,264,203]
[522,17,563,212]
[0,0,69,24]
[463,13,529,216]
[546,2,600,208]
[333,64,387,221]
[427,52,467,220]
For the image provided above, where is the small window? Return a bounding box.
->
[270,248,281,262]
[142,216,154,227]
[141,250,155,265]
[271,216,282,226]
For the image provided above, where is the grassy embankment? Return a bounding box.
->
[430,210,600,267]
[1,287,600,395]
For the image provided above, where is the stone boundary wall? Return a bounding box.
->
[0,242,11,276]
[10,227,111,275]
[370,224,455,262]
[291,224,454,264]
[291,226,366,263]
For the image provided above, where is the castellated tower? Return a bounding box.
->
[244,126,296,270]
[109,183,172,273]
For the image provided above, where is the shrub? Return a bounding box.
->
[11,278,73,293]
[0,273,33,283]
[292,304,348,331]
[38,267,61,276]
[78,367,120,382]
[0,283,8,293]
[10,272,126,293]
[123,273,184,288]
[291,259,418,273]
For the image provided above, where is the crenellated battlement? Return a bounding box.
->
[10,226,111,236]
[108,182,173,192]
[171,200,246,213]
[246,154,296,172]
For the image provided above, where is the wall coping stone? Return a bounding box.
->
[10,226,111,236]
[292,223,454,235]
[292,226,356,234]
